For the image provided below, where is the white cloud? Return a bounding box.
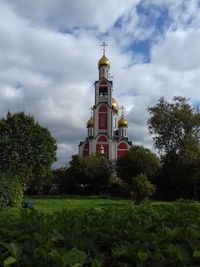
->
[6,0,136,32]
[0,0,200,167]
[151,29,200,70]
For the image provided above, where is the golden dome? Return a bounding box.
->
[87,116,94,128]
[98,54,110,67]
[112,97,119,113]
[118,116,128,127]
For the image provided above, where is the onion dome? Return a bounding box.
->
[112,98,119,113]
[98,54,110,67]
[87,116,94,128]
[118,115,128,128]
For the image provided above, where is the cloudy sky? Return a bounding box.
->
[0,0,200,168]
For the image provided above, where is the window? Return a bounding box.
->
[99,87,108,97]
[117,142,128,159]
[98,106,108,129]
[99,114,106,128]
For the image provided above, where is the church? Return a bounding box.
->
[79,44,132,161]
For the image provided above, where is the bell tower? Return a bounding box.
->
[79,44,132,161]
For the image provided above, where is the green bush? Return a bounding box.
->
[0,172,23,208]
[131,173,156,203]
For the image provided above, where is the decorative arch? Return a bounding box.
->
[99,80,107,86]
[97,135,107,142]
[99,106,107,112]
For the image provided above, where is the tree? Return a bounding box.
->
[67,154,111,194]
[85,153,111,193]
[117,145,160,183]
[148,96,200,157]
[148,96,200,199]
[0,112,57,190]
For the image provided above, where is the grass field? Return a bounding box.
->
[24,195,133,213]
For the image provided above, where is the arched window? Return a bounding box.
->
[118,143,127,149]
[99,86,108,97]
[99,80,108,97]
[98,106,107,129]
[96,135,109,158]
[83,143,89,158]
[84,143,89,149]
[88,128,93,137]
[117,142,128,159]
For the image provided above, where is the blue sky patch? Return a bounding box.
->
[14,82,24,90]
[115,2,171,63]
[129,40,151,62]
[136,2,170,34]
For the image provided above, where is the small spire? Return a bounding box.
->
[100,42,108,55]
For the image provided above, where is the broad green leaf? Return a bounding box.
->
[3,256,17,267]
[63,247,87,264]
[0,242,21,258]
[138,251,149,262]
[193,250,200,258]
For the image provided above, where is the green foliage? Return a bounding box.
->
[116,146,158,201]
[52,168,71,194]
[148,97,200,199]
[148,96,200,156]
[66,154,111,194]
[85,153,111,190]
[0,172,23,208]
[131,173,156,203]
[0,112,57,190]
[117,145,160,182]
[0,202,200,266]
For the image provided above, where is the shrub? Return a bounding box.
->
[131,173,156,203]
[0,203,200,266]
[0,172,23,208]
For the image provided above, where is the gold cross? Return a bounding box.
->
[120,106,126,116]
[89,106,93,116]
[100,42,108,55]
